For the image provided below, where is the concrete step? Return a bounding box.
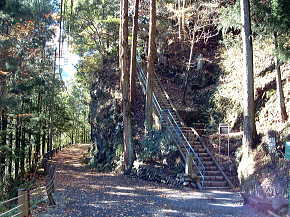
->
[160,105,171,109]
[179,147,206,156]
[190,144,203,149]
[183,134,197,140]
[158,100,170,104]
[196,129,205,135]
[194,148,206,153]
[194,156,212,161]
[203,176,225,181]
[138,74,233,190]
[203,186,231,190]
[198,153,210,157]
[204,170,222,176]
[203,161,215,166]
[188,140,201,144]
[159,102,171,106]
[180,127,192,130]
[204,165,218,170]
[203,181,228,187]
[171,114,179,118]
[178,148,213,163]
[179,143,199,148]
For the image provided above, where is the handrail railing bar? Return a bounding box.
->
[153,94,162,117]
[0,204,23,217]
[11,211,23,217]
[165,110,205,168]
[137,64,162,117]
[30,189,46,197]
[136,61,205,187]
[30,186,46,194]
[163,111,205,185]
[0,195,23,207]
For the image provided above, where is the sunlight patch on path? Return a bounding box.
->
[36,144,262,217]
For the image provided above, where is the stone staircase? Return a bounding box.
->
[137,64,233,190]
[181,127,233,189]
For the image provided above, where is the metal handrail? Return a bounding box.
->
[137,64,162,117]
[0,204,23,217]
[165,110,205,171]
[136,62,205,187]
[162,110,205,186]
[0,195,23,207]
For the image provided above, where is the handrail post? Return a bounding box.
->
[137,59,205,188]
[185,153,201,189]
[18,189,30,217]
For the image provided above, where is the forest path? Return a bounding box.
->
[36,144,262,217]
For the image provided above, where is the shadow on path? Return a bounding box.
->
[36,144,263,217]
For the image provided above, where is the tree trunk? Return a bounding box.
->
[0,74,7,182]
[71,130,74,144]
[15,116,20,179]
[274,33,288,122]
[90,124,93,143]
[48,128,52,158]
[145,0,157,132]
[42,131,46,156]
[20,127,25,175]
[119,0,124,90]
[20,98,25,175]
[8,131,12,179]
[59,0,64,65]
[36,132,41,159]
[28,133,32,171]
[0,113,7,183]
[240,0,257,149]
[48,49,57,159]
[129,0,140,104]
[182,0,185,39]
[121,0,134,172]
[183,37,195,104]
[178,0,182,40]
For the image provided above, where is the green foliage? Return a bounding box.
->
[68,0,121,170]
[139,130,164,160]
[138,130,177,161]
[0,0,91,200]
[0,144,10,155]
[218,3,241,34]
[64,0,119,57]
[219,0,290,60]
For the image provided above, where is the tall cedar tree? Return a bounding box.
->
[145,0,156,132]
[129,0,140,103]
[240,0,257,149]
[119,0,124,90]
[274,33,288,122]
[121,0,134,171]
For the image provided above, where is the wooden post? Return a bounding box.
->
[50,166,56,193]
[18,189,30,217]
[46,165,56,206]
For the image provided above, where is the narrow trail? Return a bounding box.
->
[37,144,262,217]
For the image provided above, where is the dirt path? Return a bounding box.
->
[36,144,263,217]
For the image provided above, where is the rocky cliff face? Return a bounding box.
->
[88,59,123,171]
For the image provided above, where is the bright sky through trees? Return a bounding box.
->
[61,40,79,84]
